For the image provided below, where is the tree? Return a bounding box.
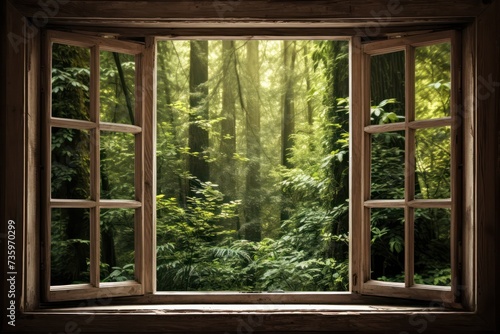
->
[188,41,210,195]
[281,40,296,168]
[244,40,262,241]
[219,41,237,200]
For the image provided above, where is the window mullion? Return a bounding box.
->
[404,45,416,288]
[90,44,101,288]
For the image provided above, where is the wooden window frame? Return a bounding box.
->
[36,30,472,308]
[42,30,146,301]
[356,30,462,302]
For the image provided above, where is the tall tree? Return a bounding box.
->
[220,41,237,200]
[188,41,209,195]
[281,41,296,168]
[244,40,262,241]
[323,41,350,260]
[304,44,314,126]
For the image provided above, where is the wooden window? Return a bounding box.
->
[42,31,146,301]
[357,31,462,302]
[40,30,467,305]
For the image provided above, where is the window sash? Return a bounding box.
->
[42,31,146,302]
[358,30,462,302]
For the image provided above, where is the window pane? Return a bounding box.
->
[51,208,90,285]
[415,43,451,120]
[100,209,136,282]
[100,131,135,199]
[414,208,451,286]
[370,208,405,283]
[51,127,91,199]
[156,40,350,291]
[370,51,405,125]
[100,51,136,125]
[415,126,450,199]
[370,131,405,200]
[51,44,91,120]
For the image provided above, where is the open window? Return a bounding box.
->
[42,31,146,301]
[40,30,466,305]
[358,31,462,302]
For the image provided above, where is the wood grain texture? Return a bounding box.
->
[24,31,41,312]
[460,22,475,313]
[142,36,156,294]
[349,36,363,294]
[11,0,488,20]
[11,310,490,333]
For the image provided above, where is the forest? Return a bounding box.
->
[49,38,452,292]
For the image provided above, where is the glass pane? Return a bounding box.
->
[51,44,91,120]
[100,131,135,199]
[370,208,405,283]
[370,51,405,125]
[370,131,405,199]
[414,208,451,286]
[156,40,350,291]
[100,51,136,125]
[415,43,451,120]
[51,208,90,285]
[415,126,450,199]
[100,209,135,282]
[51,127,90,199]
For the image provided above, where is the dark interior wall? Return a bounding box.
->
[476,0,499,326]
[1,2,26,329]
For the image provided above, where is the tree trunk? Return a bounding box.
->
[304,44,314,126]
[281,40,296,168]
[188,40,209,195]
[280,41,297,223]
[244,40,262,242]
[220,40,237,200]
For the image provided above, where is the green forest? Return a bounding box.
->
[50,39,452,291]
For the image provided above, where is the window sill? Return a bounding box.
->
[37,303,452,313]
[16,304,490,334]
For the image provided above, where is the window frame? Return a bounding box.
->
[38,30,471,307]
[42,30,146,302]
[356,30,463,302]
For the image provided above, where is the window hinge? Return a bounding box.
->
[352,273,358,287]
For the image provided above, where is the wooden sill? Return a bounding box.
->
[16,306,488,334]
[36,303,452,313]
